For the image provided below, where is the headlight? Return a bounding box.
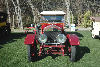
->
[38,34,47,43]
[37,23,40,27]
[56,34,66,43]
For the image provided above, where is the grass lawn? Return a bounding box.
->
[0,31,100,67]
[11,27,35,30]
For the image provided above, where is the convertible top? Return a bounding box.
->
[40,11,66,15]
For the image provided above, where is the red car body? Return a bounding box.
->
[24,11,80,62]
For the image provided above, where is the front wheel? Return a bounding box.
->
[27,43,37,62]
[69,45,76,62]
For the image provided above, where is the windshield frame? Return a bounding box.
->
[40,15,64,22]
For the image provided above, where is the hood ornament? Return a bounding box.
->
[51,21,54,31]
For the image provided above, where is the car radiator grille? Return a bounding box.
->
[44,31,61,43]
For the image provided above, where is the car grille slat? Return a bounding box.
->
[44,31,61,43]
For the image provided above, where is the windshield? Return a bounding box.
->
[41,15,64,22]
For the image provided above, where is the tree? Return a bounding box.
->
[81,11,92,28]
[0,0,99,28]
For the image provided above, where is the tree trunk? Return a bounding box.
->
[5,0,11,24]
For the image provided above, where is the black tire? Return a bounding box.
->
[27,42,37,62]
[27,45,33,62]
[69,45,76,62]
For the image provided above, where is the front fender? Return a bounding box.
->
[24,34,36,45]
[66,34,80,45]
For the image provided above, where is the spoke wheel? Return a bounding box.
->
[69,45,76,62]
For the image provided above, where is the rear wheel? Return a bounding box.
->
[27,42,37,62]
[69,45,76,62]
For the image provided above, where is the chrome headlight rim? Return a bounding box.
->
[56,34,66,43]
[38,34,47,43]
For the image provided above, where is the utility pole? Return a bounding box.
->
[65,0,70,28]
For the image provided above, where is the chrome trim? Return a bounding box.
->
[38,34,47,43]
[44,43,60,45]
[56,34,66,43]
[44,25,61,31]
[40,22,63,23]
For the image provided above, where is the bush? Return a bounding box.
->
[81,11,92,28]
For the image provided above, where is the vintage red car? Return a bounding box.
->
[24,11,80,62]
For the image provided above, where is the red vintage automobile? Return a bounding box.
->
[24,11,80,62]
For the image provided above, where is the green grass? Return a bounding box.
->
[0,31,100,67]
[11,29,22,30]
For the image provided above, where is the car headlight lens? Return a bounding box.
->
[57,34,66,43]
[38,34,47,43]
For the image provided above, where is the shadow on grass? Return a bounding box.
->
[75,46,90,62]
[31,47,61,62]
[75,29,78,31]
[31,46,90,62]
[95,37,100,40]
[0,32,33,46]
[65,31,84,37]
[31,54,60,62]
[0,46,3,49]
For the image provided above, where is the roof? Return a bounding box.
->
[40,11,66,15]
[90,17,100,22]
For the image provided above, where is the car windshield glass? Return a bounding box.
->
[41,15,64,22]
